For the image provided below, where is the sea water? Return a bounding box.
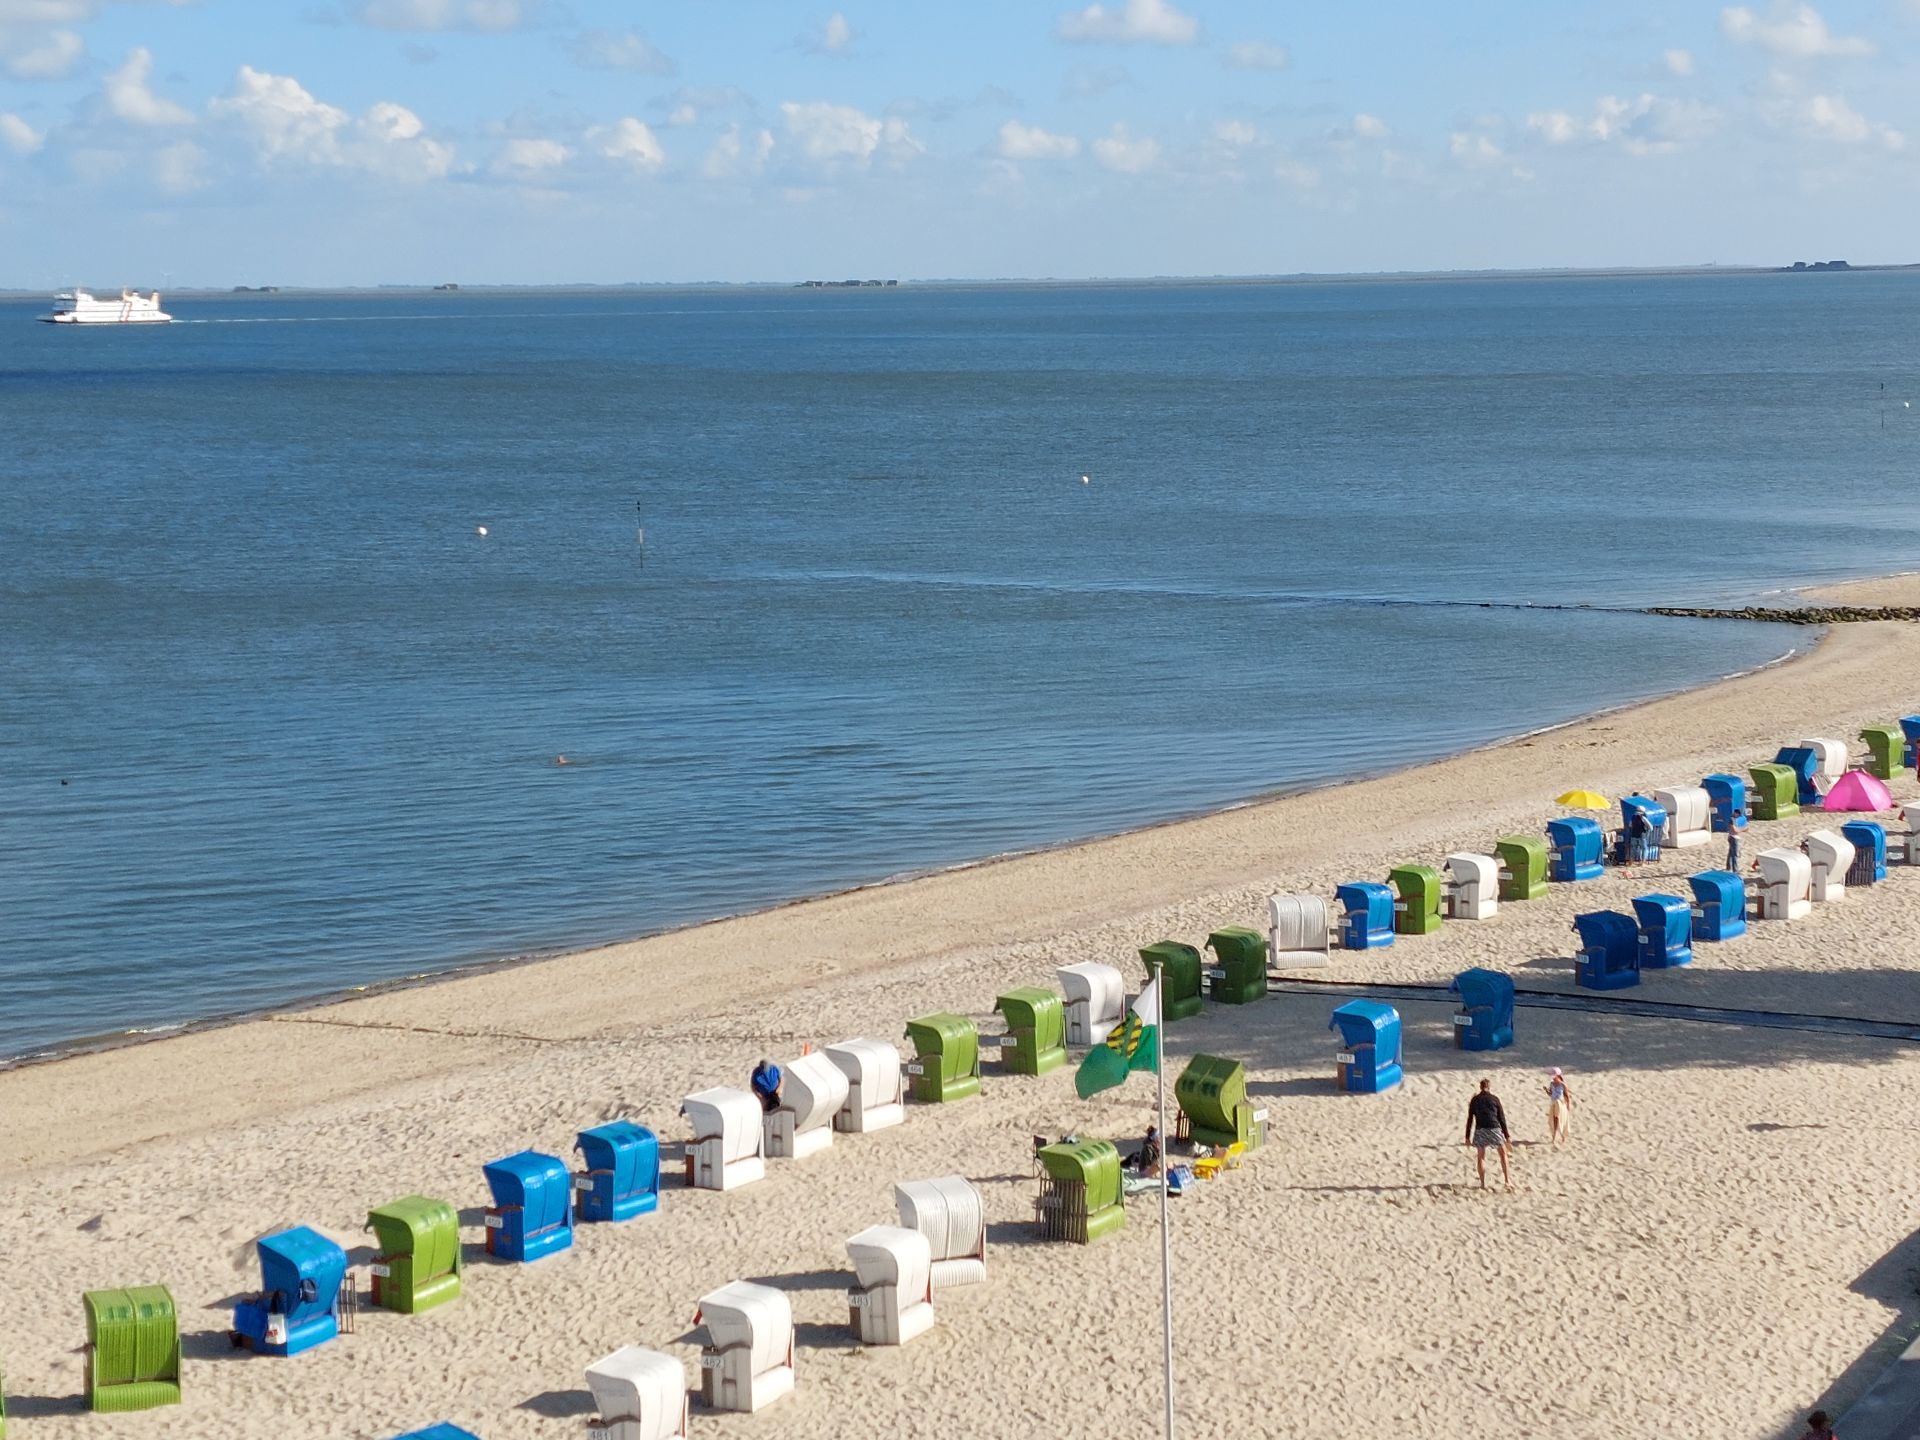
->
[4,273,1917,1057]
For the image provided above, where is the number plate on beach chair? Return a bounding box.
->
[904,1062,925,1075]
[484,1214,504,1229]
[1452,1015,1473,1027]
[1336,1052,1356,1065]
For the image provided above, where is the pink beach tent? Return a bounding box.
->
[1821,770,1895,812]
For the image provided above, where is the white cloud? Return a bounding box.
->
[0,110,44,153]
[997,118,1079,159]
[1664,48,1695,76]
[667,103,696,127]
[572,29,674,75]
[1449,130,1532,178]
[701,122,774,178]
[780,99,921,166]
[104,47,193,126]
[211,66,455,179]
[1090,121,1158,172]
[353,0,530,33]
[1720,4,1873,58]
[493,135,569,173]
[1352,112,1390,140]
[1212,119,1257,146]
[802,11,855,54]
[1525,93,1719,154]
[593,116,665,172]
[153,137,205,192]
[1274,159,1319,188]
[1225,39,1288,70]
[1802,92,1905,147]
[1056,0,1197,46]
[7,27,81,78]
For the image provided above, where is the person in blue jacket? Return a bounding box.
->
[750,1058,782,1114]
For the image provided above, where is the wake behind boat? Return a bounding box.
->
[39,289,172,324]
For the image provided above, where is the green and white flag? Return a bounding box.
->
[1074,976,1162,1099]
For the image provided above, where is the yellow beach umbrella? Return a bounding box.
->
[1555,789,1609,809]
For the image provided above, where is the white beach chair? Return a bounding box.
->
[680,1088,765,1191]
[695,1281,794,1414]
[1056,962,1125,1046]
[1894,807,1920,867]
[1803,829,1855,903]
[845,1225,937,1346]
[1653,787,1713,849]
[1268,893,1334,966]
[1441,855,1499,921]
[1801,737,1849,792]
[895,1175,987,1290]
[763,1051,850,1160]
[824,1038,906,1133]
[584,1345,688,1440]
[1755,848,1813,920]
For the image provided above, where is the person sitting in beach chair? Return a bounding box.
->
[749,1059,782,1115]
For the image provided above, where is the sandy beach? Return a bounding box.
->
[7,577,1920,1440]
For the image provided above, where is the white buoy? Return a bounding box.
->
[1081,474,1090,484]
[476,526,488,537]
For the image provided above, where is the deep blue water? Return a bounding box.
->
[4,274,1918,1058]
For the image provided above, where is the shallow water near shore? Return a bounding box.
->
[5,272,1919,1058]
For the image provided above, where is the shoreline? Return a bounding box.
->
[0,628,1813,1074]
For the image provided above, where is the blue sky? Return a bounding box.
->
[1,0,1916,285]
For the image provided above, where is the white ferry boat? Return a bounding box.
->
[39,289,173,325]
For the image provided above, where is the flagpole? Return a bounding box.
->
[1156,976,1175,1440]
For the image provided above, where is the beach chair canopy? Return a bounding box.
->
[895,1176,985,1262]
[847,1225,934,1294]
[1654,787,1712,845]
[1175,1052,1256,1148]
[574,1122,660,1222]
[390,1428,482,1440]
[1445,852,1497,891]
[1688,869,1745,916]
[904,1014,978,1074]
[1267,893,1330,952]
[1757,848,1811,883]
[1842,821,1888,880]
[1804,829,1855,897]
[585,1345,687,1436]
[259,1227,346,1327]
[1056,962,1124,1025]
[366,1195,461,1313]
[680,1090,762,1163]
[1333,882,1395,946]
[1037,1138,1122,1209]
[1572,911,1641,990]
[1801,737,1849,782]
[777,1053,850,1131]
[1206,925,1270,1003]
[1822,770,1894,812]
[1860,723,1906,779]
[1449,967,1514,1013]
[1620,794,1667,833]
[1774,747,1821,802]
[1631,893,1692,966]
[1493,836,1549,899]
[696,1282,793,1376]
[992,988,1067,1073]
[1388,864,1441,904]
[1545,816,1604,877]
[1702,773,1748,828]
[1328,999,1398,1048]
[1139,942,1206,1018]
[825,1038,902,1103]
[483,1152,571,1229]
[84,1286,180,1412]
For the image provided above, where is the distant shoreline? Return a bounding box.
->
[5,262,1918,300]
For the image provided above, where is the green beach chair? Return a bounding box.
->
[1748,763,1800,822]
[1138,941,1205,1021]
[1175,1053,1262,1151]
[992,987,1067,1075]
[1493,836,1548,901]
[367,1196,462,1315]
[1205,926,1269,1005]
[1388,864,1443,935]
[1861,724,1906,780]
[1035,1139,1125,1244]
[83,1286,180,1414]
[903,1013,982,1102]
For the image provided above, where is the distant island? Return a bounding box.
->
[796,279,899,288]
[433,282,459,291]
[1782,260,1852,272]
[231,285,279,293]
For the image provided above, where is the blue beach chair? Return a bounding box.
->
[1631,894,1692,969]
[1572,912,1640,991]
[1688,870,1747,942]
[232,1227,346,1358]
[1448,968,1515,1052]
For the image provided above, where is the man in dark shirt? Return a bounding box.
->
[1464,1078,1514,1191]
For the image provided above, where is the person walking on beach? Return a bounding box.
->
[1726,825,1742,875]
[1544,1067,1573,1145]
[1464,1078,1514,1191]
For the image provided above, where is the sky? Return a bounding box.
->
[1,0,1918,286]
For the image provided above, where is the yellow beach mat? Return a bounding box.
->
[1555,789,1609,809]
